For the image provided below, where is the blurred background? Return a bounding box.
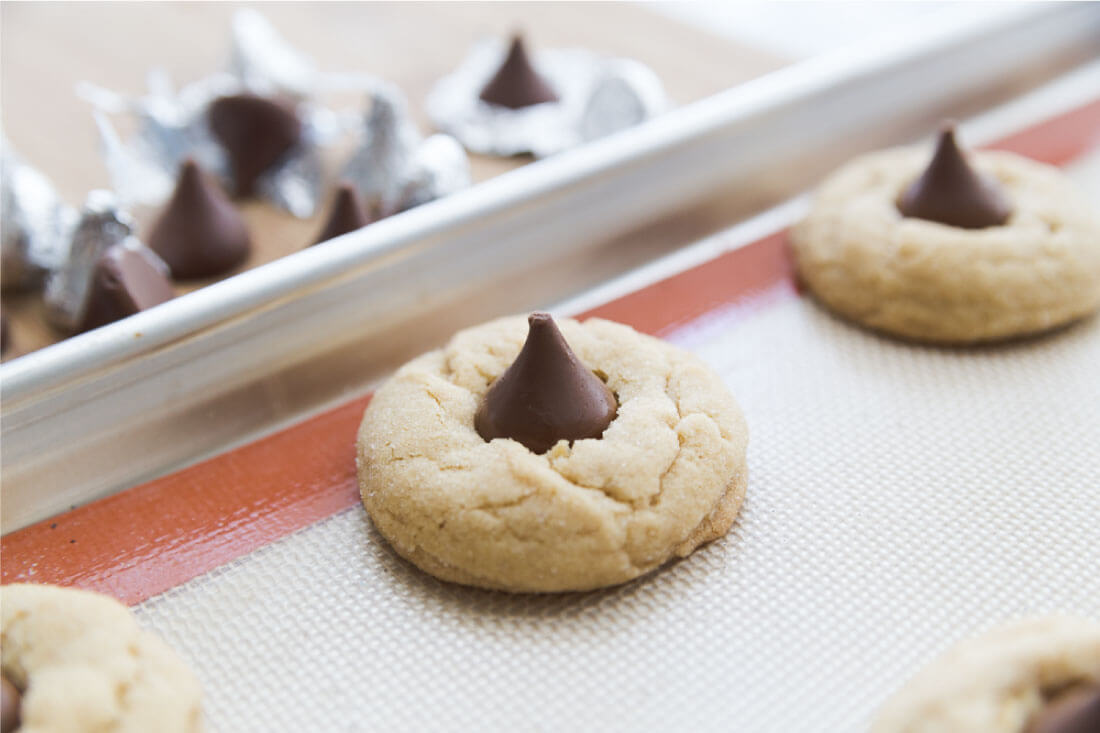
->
[0,1,1045,358]
[1,1,1021,202]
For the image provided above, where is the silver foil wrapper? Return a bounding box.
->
[342,86,470,214]
[230,8,318,100]
[249,99,360,218]
[79,10,367,219]
[228,9,354,218]
[579,60,668,144]
[1,138,77,291]
[426,38,669,158]
[227,8,377,132]
[79,71,234,208]
[255,141,325,219]
[44,190,134,331]
[400,134,472,211]
[230,10,382,101]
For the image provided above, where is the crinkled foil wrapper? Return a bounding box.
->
[230,8,318,100]
[342,86,471,214]
[400,134,471,211]
[425,38,670,158]
[1,139,77,291]
[43,190,134,331]
[80,70,235,208]
[79,10,372,219]
[253,113,331,219]
[578,60,668,144]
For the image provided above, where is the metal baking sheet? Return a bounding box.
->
[0,1,787,360]
[2,3,1099,534]
[2,80,1097,732]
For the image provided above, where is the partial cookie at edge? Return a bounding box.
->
[872,616,1100,733]
[1,583,203,733]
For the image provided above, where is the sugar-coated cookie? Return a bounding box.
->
[1,584,202,733]
[791,127,1100,343]
[873,616,1100,732]
[357,314,749,592]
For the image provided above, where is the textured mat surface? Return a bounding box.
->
[135,291,1100,732]
[125,97,1100,733]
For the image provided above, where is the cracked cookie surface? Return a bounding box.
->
[1,583,202,733]
[873,616,1100,733]
[356,316,749,592]
[791,149,1100,343]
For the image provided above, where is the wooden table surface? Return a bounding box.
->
[0,2,785,358]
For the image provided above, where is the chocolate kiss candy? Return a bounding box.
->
[1,673,21,733]
[311,183,372,246]
[475,313,617,454]
[78,242,176,333]
[147,159,251,279]
[898,124,1012,229]
[1029,684,1100,733]
[44,190,133,331]
[208,94,301,196]
[479,35,559,109]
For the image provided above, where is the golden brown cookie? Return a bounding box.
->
[791,141,1100,343]
[356,315,749,592]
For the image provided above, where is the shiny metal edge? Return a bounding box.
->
[2,3,1098,532]
[552,59,1100,319]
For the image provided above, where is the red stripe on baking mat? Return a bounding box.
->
[2,99,1096,606]
[0,233,794,606]
[986,98,1100,165]
[583,232,796,335]
[1,397,369,606]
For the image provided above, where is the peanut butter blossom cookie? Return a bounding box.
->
[873,616,1100,733]
[1,584,202,733]
[357,313,749,592]
[791,124,1100,343]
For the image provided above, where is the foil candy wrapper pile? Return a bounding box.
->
[43,191,172,333]
[426,37,669,158]
[343,86,470,215]
[0,141,171,334]
[80,9,469,219]
[2,10,471,348]
[1,140,77,290]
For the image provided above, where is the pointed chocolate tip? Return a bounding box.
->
[179,156,200,178]
[1027,683,1100,733]
[897,122,1012,229]
[209,94,301,196]
[174,158,206,200]
[937,122,956,149]
[931,122,964,164]
[475,313,617,454]
[478,34,559,109]
[312,183,372,246]
[147,160,252,279]
[1,673,20,733]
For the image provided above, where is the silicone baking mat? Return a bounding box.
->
[3,100,1099,732]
